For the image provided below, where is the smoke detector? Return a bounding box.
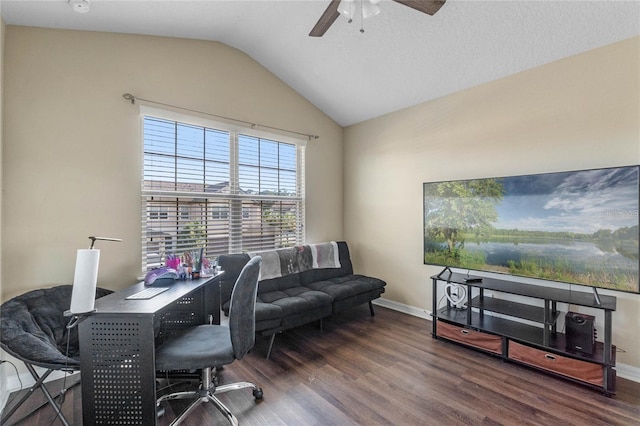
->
[68,0,90,14]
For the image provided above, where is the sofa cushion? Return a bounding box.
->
[257,273,301,294]
[258,287,333,317]
[333,290,384,314]
[305,275,386,302]
[254,302,283,332]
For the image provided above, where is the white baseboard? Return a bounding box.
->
[373,297,432,319]
[616,362,640,383]
[373,297,640,384]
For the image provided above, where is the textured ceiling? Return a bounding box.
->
[2,0,639,126]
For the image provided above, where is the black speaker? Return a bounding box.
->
[565,311,595,355]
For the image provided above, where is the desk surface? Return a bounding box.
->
[93,273,222,314]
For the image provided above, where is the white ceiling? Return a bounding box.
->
[2,0,639,126]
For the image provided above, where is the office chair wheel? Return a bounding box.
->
[253,388,263,400]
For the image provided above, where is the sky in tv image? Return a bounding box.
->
[423,166,640,293]
[495,167,639,234]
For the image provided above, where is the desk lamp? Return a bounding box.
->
[69,236,122,314]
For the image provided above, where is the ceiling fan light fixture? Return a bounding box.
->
[309,0,446,37]
[338,0,380,20]
[338,0,357,20]
[361,2,381,19]
[68,0,91,14]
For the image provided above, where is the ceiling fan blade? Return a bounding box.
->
[393,0,446,16]
[309,0,341,37]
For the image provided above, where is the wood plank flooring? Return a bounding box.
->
[4,305,639,425]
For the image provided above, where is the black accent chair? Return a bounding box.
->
[0,285,112,426]
[155,256,263,426]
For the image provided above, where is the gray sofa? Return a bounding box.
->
[218,241,386,358]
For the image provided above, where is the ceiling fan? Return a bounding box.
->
[309,0,446,37]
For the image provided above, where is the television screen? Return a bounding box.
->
[423,165,640,294]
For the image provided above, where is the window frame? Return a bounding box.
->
[140,106,306,272]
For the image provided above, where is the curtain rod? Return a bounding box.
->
[122,93,319,141]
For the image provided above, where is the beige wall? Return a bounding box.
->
[1,26,343,300]
[344,37,640,371]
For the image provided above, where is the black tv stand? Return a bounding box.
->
[436,266,453,279]
[431,271,617,396]
[592,287,602,306]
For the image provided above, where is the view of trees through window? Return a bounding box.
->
[142,115,304,271]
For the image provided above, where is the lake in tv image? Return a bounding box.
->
[423,165,640,293]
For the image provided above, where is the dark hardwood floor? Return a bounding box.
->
[4,305,639,425]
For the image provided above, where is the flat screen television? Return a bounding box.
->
[423,165,640,294]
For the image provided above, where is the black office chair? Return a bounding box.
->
[0,285,112,426]
[155,256,263,426]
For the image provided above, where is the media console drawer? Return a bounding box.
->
[508,341,603,386]
[436,320,502,354]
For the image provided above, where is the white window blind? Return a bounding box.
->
[141,109,305,271]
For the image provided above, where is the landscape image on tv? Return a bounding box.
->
[423,165,640,294]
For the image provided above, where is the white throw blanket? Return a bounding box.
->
[249,241,341,281]
[310,241,341,269]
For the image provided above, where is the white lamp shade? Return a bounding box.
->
[362,2,381,19]
[338,0,356,18]
[338,0,380,20]
[69,249,100,314]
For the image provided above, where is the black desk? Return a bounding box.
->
[78,274,222,425]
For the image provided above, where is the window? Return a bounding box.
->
[211,207,229,220]
[149,206,168,220]
[141,107,305,271]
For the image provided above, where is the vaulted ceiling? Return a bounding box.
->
[2,0,639,126]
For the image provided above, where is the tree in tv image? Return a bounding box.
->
[424,166,640,293]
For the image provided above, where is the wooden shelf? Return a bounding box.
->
[436,308,615,366]
[437,307,545,344]
[431,271,617,395]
